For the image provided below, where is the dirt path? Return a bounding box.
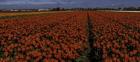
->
[87,13,103,62]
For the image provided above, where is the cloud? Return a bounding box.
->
[0,0,29,5]
[30,2,54,5]
[0,0,140,9]
[0,0,77,5]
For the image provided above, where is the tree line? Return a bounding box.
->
[49,7,140,11]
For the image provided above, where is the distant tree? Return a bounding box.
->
[137,7,140,10]
[123,7,137,11]
[118,7,122,10]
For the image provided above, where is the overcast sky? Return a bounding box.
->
[0,0,140,9]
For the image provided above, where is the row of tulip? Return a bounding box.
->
[0,12,89,62]
[89,12,140,62]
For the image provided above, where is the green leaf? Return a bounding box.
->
[0,46,4,58]
[135,52,140,57]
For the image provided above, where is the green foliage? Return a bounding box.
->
[135,52,140,57]
[119,57,124,62]
[108,48,113,55]
[0,46,4,58]
[40,34,53,41]
[126,44,134,51]
[75,56,87,62]
[46,35,53,41]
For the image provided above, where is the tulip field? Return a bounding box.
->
[0,11,140,62]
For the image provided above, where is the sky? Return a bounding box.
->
[0,0,140,9]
